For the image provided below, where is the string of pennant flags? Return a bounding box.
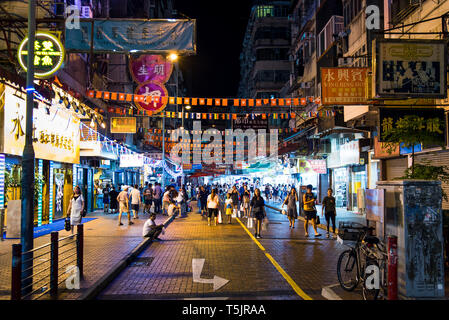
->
[135,110,335,119]
[87,89,322,109]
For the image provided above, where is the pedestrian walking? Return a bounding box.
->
[250,188,266,239]
[282,187,298,228]
[153,183,162,214]
[130,184,141,219]
[103,184,110,213]
[242,185,251,217]
[207,188,220,226]
[66,186,84,234]
[162,187,172,216]
[225,193,233,224]
[109,186,118,214]
[303,184,320,237]
[229,185,240,213]
[144,183,153,214]
[322,188,337,238]
[199,186,208,216]
[117,186,133,226]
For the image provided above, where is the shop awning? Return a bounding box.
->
[313,126,370,140]
[80,141,118,160]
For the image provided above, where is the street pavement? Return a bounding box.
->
[97,202,363,300]
[0,210,165,300]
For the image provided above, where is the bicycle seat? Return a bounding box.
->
[365,236,380,245]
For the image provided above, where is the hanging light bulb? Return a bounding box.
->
[101,122,106,129]
[90,119,95,128]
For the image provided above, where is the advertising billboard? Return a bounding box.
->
[110,117,137,134]
[372,39,447,98]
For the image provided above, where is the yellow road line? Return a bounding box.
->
[236,218,313,300]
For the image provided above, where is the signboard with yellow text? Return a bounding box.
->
[1,85,80,163]
[110,117,137,133]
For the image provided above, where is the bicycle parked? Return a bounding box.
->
[336,221,388,300]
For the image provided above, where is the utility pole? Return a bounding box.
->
[21,0,36,296]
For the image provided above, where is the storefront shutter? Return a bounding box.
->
[386,157,408,181]
[416,150,449,210]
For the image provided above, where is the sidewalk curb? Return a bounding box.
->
[78,214,177,300]
[321,284,343,300]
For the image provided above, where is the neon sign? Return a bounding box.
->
[17,32,65,78]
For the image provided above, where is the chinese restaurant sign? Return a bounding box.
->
[1,85,80,163]
[65,19,196,54]
[321,68,368,105]
[373,39,447,98]
[17,32,65,78]
[110,117,137,134]
[378,108,445,144]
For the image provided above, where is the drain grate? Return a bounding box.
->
[130,257,154,267]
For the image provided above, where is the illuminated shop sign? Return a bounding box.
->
[17,32,65,78]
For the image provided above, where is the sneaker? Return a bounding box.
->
[118,222,123,226]
[326,233,330,238]
[129,221,134,225]
[258,234,262,238]
[314,233,321,237]
[254,232,258,238]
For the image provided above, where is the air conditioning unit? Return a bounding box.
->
[81,6,92,18]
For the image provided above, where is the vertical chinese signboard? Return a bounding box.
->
[130,54,172,115]
[321,68,368,105]
[372,39,447,99]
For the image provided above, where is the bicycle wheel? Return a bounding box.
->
[337,249,359,291]
[362,260,380,300]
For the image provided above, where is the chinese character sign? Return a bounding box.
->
[378,108,446,144]
[110,117,137,134]
[135,81,168,115]
[130,55,173,84]
[373,39,447,98]
[17,32,65,78]
[321,68,368,105]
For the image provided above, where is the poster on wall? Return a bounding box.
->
[373,39,447,98]
[54,173,65,219]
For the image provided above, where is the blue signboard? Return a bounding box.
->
[400,143,422,155]
[65,19,196,53]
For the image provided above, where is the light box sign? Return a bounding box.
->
[340,140,360,166]
[373,39,447,98]
[17,32,65,79]
[297,159,327,174]
[1,85,80,164]
[65,19,196,54]
[110,117,137,133]
[321,68,368,105]
[120,154,143,168]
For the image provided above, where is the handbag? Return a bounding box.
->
[218,211,223,224]
[64,217,71,231]
[315,215,320,225]
[232,208,237,218]
[82,208,87,217]
[262,218,269,231]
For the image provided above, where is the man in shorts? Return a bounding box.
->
[129,184,141,219]
[303,184,320,237]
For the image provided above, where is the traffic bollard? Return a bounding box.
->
[50,232,59,297]
[76,224,84,279]
[387,235,398,300]
[11,244,22,300]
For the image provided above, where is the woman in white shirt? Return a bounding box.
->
[66,186,85,234]
[207,188,220,226]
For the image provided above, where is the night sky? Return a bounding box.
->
[174,0,253,98]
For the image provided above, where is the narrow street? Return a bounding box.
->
[97,205,357,300]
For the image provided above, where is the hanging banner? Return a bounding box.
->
[110,117,137,134]
[135,81,168,115]
[129,54,173,84]
[373,39,447,98]
[321,67,368,105]
[65,19,196,53]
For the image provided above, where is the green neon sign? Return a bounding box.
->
[17,32,65,79]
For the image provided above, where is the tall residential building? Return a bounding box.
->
[238,0,291,100]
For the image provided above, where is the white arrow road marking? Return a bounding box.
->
[192,258,229,291]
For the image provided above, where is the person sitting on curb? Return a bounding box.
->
[167,198,180,217]
[142,213,164,241]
